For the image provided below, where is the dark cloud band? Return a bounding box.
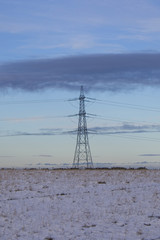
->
[1,53,160,91]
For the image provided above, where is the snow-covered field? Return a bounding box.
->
[1,169,160,240]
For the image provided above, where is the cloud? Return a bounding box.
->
[89,123,160,135]
[139,154,160,157]
[37,163,55,166]
[1,123,160,138]
[33,155,53,158]
[0,128,74,137]
[1,53,160,92]
[135,161,148,164]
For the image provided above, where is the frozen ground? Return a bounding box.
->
[0,169,160,240]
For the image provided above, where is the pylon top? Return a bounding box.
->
[80,85,85,99]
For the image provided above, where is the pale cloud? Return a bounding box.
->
[0,0,160,58]
[137,18,160,33]
[118,33,152,41]
[1,0,159,35]
[71,35,95,49]
[19,43,69,50]
[0,21,43,34]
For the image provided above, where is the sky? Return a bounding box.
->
[1,0,160,168]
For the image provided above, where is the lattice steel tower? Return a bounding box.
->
[73,86,93,168]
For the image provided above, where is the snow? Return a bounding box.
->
[0,169,160,240]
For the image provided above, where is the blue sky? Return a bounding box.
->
[1,0,160,168]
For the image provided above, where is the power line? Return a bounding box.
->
[1,95,160,113]
[86,97,160,113]
[87,114,160,126]
[1,112,159,126]
[0,98,78,105]
[1,94,160,144]
[106,133,160,143]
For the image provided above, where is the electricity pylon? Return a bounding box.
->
[73,86,93,168]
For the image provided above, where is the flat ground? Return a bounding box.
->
[0,169,160,240]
